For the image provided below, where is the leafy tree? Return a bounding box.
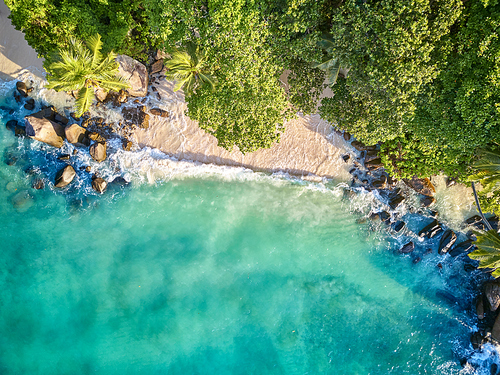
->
[313,35,342,87]
[5,0,157,61]
[165,44,216,94]
[319,0,462,145]
[468,230,500,278]
[46,34,130,117]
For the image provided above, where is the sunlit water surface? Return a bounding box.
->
[0,76,489,374]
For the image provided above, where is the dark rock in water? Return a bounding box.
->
[438,229,457,254]
[341,154,350,162]
[388,192,405,209]
[412,257,421,264]
[89,142,107,163]
[392,221,405,232]
[372,179,386,189]
[436,290,460,305]
[446,177,457,187]
[365,157,383,170]
[379,211,390,223]
[485,280,500,311]
[85,166,91,173]
[491,363,498,375]
[70,112,80,121]
[466,215,483,225]
[25,115,65,148]
[122,139,133,151]
[91,177,107,193]
[16,81,28,97]
[471,332,485,349]
[399,241,414,254]
[58,154,70,160]
[449,240,476,257]
[477,296,485,320]
[54,165,76,188]
[429,210,438,219]
[343,132,351,141]
[364,150,380,163]
[349,168,357,175]
[464,263,476,272]
[492,313,500,341]
[5,119,26,137]
[351,141,377,151]
[404,177,435,197]
[418,219,442,238]
[24,98,35,111]
[421,196,436,207]
[150,108,169,118]
[110,176,129,186]
[32,178,45,190]
[73,149,78,156]
[89,132,106,143]
[122,106,150,129]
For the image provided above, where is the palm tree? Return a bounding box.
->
[164,43,216,94]
[45,34,130,117]
[312,35,343,87]
[468,229,500,278]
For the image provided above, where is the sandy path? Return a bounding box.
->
[0,0,45,80]
[133,79,353,181]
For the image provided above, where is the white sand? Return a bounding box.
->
[133,79,353,181]
[0,0,45,81]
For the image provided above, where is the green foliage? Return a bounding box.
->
[379,134,470,179]
[165,44,216,94]
[469,148,500,217]
[46,34,130,116]
[287,60,325,115]
[468,230,500,278]
[312,35,342,86]
[410,1,500,165]
[5,0,157,61]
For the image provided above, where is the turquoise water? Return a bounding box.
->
[0,78,480,374]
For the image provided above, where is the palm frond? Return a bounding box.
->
[75,86,94,117]
[87,34,103,69]
[469,230,500,278]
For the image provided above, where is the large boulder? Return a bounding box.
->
[16,81,28,97]
[438,229,457,255]
[89,142,107,163]
[25,116,65,148]
[116,55,148,97]
[404,177,436,197]
[54,165,76,187]
[65,123,90,146]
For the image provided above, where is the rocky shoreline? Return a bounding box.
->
[2,51,500,371]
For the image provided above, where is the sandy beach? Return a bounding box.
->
[0,0,44,81]
[0,0,352,180]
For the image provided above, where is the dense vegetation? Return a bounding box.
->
[6,0,500,186]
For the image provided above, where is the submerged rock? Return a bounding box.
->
[449,240,476,257]
[122,106,150,129]
[6,119,26,137]
[392,221,405,232]
[31,178,45,190]
[54,165,76,188]
[438,229,457,254]
[24,98,35,111]
[418,220,443,238]
[421,196,436,207]
[89,142,107,163]
[398,241,414,254]
[25,116,65,148]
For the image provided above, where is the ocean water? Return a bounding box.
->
[0,76,493,374]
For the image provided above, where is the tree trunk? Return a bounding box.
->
[472,181,493,231]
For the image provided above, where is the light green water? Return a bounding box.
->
[0,78,475,374]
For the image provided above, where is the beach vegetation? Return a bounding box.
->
[45,34,130,117]
[469,230,500,278]
[469,148,500,218]
[164,43,216,94]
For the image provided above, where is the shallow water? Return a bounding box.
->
[0,77,491,374]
